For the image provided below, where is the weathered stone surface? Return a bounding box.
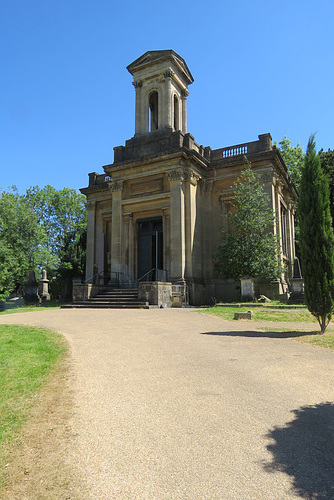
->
[234,311,253,320]
[138,282,172,308]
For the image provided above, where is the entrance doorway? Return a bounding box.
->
[137,217,164,281]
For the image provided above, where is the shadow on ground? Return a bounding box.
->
[263,402,334,499]
[201,330,319,339]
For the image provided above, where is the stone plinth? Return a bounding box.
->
[72,283,99,303]
[138,282,172,308]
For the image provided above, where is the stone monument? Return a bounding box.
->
[39,269,51,301]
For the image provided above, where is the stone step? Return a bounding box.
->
[63,302,148,309]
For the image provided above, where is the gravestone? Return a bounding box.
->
[24,270,40,304]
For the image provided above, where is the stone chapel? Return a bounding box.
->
[80,50,297,305]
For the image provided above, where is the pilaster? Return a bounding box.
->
[167,170,186,280]
[110,181,123,277]
[203,181,213,280]
[85,201,96,280]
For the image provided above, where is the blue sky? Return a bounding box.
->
[1,0,333,194]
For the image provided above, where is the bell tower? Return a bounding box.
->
[127,50,194,136]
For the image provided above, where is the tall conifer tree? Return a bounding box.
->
[298,135,334,333]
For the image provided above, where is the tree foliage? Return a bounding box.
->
[0,186,86,301]
[0,188,45,300]
[298,136,334,333]
[319,149,334,223]
[215,166,283,280]
[276,136,305,191]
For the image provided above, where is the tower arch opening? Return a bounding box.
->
[173,94,180,131]
[149,91,159,131]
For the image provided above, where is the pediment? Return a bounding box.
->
[127,50,194,85]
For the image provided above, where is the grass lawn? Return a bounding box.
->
[0,302,61,315]
[201,305,334,351]
[201,305,317,323]
[0,325,66,449]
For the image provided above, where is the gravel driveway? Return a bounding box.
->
[1,308,333,499]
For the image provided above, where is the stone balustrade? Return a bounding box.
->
[211,133,272,161]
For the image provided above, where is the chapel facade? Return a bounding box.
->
[80,50,297,305]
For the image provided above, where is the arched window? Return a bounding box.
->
[149,91,158,131]
[173,95,179,131]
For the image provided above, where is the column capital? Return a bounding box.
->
[86,201,96,211]
[164,69,174,79]
[167,169,185,182]
[109,180,123,192]
[181,89,189,99]
[133,80,143,88]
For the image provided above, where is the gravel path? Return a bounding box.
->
[1,308,333,499]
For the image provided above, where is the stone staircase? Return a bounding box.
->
[63,288,149,309]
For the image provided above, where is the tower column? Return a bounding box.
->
[133,81,143,135]
[164,70,173,129]
[181,89,189,134]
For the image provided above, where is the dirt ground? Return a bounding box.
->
[1,351,86,500]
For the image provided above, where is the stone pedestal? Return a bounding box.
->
[39,269,51,301]
[138,282,172,308]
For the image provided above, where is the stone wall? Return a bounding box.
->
[138,281,172,307]
[72,283,99,303]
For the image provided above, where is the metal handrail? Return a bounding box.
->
[84,271,105,284]
[138,268,156,282]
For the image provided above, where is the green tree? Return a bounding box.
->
[0,188,46,300]
[276,136,305,191]
[319,149,334,223]
[215,166,283,280]
[25,185,87,299]
[298,136,334,333]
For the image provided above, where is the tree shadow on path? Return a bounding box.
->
[201,330,319,339]
[263,403,334,499]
